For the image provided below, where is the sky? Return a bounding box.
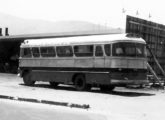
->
[0,0,164,28]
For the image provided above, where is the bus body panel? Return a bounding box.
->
[30,70,74,84]
[110,58,128,68]
[110,57,147,69]
[85,73,110,85]
[74,57,94,68]
[94,57,105,68]
[20,58,147,69]
[104,57,111,68]
[21,68,111,85]
[55,58,74,68]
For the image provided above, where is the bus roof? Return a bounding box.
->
[21,34,146,47]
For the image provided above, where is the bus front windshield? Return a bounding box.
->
[112,42,146,57]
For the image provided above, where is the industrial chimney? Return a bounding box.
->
[5,27,9,36]
[0,28,2,36]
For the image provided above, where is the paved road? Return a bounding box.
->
[1,73,165,120]
[0,73,108,120]
[0,99,107,120]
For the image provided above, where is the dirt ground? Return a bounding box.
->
[0,73,165,120]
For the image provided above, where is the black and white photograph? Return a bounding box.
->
[0,0,165,120]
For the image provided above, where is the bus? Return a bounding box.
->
[18,34,148,91]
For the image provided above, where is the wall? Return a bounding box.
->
[126,15,165,75]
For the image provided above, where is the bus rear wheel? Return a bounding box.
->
[100,85,115,92]
[23,72,35,86]
[49,82,59,87]
[74,74,91,91]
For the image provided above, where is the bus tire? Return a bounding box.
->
[23,72,35,86]
[49,82,59,87]
[100,85,115,92]
[74,74,90,91]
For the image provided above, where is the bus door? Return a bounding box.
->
[94,45,105,68]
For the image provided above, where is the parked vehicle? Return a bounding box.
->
[19,34,148,91]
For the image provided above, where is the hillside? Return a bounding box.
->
[0,13,124,35]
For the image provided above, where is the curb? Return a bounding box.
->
[0,95,90,109]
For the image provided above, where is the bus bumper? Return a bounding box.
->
[110,79,149,86]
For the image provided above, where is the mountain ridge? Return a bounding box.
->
[0,12,124,35]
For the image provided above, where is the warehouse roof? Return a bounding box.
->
[0,31,121,42]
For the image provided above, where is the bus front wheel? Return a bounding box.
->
[74,74,91,91]
[23,72,35,86]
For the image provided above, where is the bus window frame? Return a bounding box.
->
[56,46,73,57]
[32,47,40,58]
[40,46,56,57]
[74,45,94,57]
[21,47,32,58]
[95,45,104,57]
[112,42,146,57]
[135,43,146,57]
[104,44,111,57]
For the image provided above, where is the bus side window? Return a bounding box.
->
[32,47,40,57]
[21,48,32,58]
[56,46,73,57]
[116,48,124,55]
[104,44,111,56]
[40,47,56,57]
[136,43,145,57]
[112,43,124,56]
[95,45,103,56]
[74,45,93,57]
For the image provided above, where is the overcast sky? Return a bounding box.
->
[0,0,164,28]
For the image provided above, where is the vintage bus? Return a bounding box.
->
[19,34,148,91]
